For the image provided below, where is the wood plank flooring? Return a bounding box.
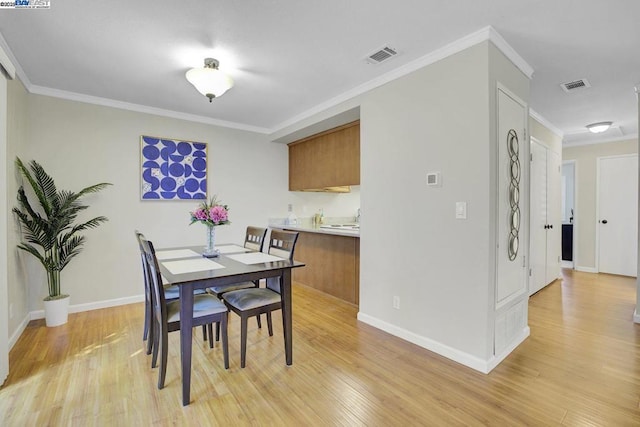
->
[1,269,639,425]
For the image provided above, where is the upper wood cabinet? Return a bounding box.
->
[288,121,360,191]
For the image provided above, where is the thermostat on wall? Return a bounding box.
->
[426,172,441,187]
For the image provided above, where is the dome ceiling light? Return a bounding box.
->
[586,121,613,134]
[185,58,234,102]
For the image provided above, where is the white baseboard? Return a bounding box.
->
[485,326,530,372]
[561,261,574,269]
[575,265,598,273]
[30,294,144,320]
[357,312,494,374]
[8,313,31,351]
[634,309,640,324]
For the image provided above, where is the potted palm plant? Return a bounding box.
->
[13,157,111,326]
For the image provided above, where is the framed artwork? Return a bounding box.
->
[140,135,207,200]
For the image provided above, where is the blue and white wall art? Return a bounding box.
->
[140,135,207,200]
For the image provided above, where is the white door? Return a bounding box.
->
[598,155,638,277]
[546,150,561,282]
[529,141,548,295]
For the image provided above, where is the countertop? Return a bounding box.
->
[275,223,360,238]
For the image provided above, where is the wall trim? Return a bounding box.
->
[563,134,639,148]
[357,312,494,374]
[486,326,530,372]
[530,108,563,138]
[8,313,30,351]
[30,294,144,320]
[273,26,534,134]
[575,265,598,273]
[634,308,640,324]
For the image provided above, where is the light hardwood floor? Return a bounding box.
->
[1,270,639,425]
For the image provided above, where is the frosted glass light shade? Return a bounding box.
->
[586,121,612,134]
[185,58,234,101]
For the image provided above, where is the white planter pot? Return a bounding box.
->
[44,295,70,327]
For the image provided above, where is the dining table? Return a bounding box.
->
[155,243,305,406]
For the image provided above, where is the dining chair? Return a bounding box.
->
[206,226,268,341]
[206,226,268,297]
[221,229,299,368]
[135,231,212,357]
[140,235,229,389]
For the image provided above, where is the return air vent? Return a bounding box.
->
[366,46,398,64]
[561,79,591,93]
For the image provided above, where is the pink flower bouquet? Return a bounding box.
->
[189,196,230,227]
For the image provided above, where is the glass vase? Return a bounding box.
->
[203,225,219,258]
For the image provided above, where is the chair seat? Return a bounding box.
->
[164,285,205,300]
[167,294,228,323]
[223,288,280,311]
[207,281,256,296]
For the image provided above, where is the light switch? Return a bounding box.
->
[455,202,467,219]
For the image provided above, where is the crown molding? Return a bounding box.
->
[28,84,270,133]
[0,32,18,80]
[562,133,638,148]
[529,108,564,138]
[272,26,534,134]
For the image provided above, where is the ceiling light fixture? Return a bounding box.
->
[185,58,234,102]
[586,121,612,134]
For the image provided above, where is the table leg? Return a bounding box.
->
[281,268,293,365]
[179,284,194,406]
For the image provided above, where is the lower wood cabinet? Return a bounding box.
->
[286,230,360,305]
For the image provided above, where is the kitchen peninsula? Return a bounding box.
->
[276,223,359,306]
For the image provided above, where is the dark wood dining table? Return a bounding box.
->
[156,244,305,405]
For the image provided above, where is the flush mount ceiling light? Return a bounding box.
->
[586,121,613,134]
[185,58,234,102]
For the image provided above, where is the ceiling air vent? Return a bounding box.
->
[561,79,591,93]
[366,46,398,64]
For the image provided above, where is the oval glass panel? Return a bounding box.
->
[511,209,520,230]
[510,185,520,205]
[510,135,519,155]
[509,235,519,258]
[511,161,520,181]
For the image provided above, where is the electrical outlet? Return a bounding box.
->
[393,296,400,310]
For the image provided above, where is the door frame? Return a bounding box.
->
[561,160,577,270]
[595,153,638,274]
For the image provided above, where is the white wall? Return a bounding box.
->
[6,77,29,345]
[0,62,9,384]
[563,139,638,271]
[359,42,494,361]
[8,90,297,323]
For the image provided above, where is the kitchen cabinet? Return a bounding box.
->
[529,138,561,295]
[284,229,359,305]
[288,121,360,191]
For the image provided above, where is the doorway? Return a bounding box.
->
[561,161,576,269]
[597,154,638,276]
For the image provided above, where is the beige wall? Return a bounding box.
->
[563,139,638,270]
[6,78,29,343]
[359,40,529,369]
[5,87,297,342]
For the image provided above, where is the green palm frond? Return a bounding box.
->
[13,157,112,298]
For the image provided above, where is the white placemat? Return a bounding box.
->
[227,252,285,265]
[216,244,251,254]
[155,249,200,260]
[162,258,225,275]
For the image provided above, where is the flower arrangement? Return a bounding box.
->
[189,195,230,227]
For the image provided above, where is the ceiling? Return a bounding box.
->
[0,0,638,144]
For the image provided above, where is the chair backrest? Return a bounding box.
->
[244,226,268,252]
[135,230,153,300]
[139,236,167,324]
[266,229,299,293]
